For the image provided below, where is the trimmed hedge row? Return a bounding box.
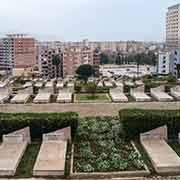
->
[0,112,78,139]
[119,109,180,140]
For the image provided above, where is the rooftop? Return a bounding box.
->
[168,3,180,10]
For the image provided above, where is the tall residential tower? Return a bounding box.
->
[166,4,180,49]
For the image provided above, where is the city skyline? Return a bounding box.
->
[0,0,179,42]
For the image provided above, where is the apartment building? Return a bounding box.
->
[158,50,180,78]
[87,41,146,53]
[170,50,180,78]
[0,34,37,75]
[93,48,101,76]
[39,44,100,78]
[39,48,62,79]
[157,51,171,75]
[62,40,146,54]
[0,37,13,74]
[62,46,94,77]
[126,41,146,53]
[11,34,37,69]
[166,4,180,49]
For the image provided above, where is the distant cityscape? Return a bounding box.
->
[0,3,180,79]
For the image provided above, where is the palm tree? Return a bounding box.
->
[134,54,141,77]
[52,54,61,79]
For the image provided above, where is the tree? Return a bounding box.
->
[52,54,61,79]
[177,64,180,78]
[166,74,177,83]
[85,82,97,97]
[76,64,95,83]
[134,54,141,77]
[100,53,109,64]
[115,52,124,65]
[147,51,157,66]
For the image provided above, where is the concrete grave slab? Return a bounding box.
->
[124,81,135,87]
[57,89,72,103]
[141,126,180,174]
[97,81,103,87]
[56,81,64,89]
[0,87,10,104]
[110,87,128,102]
[130,85,151,102]
[150,86,173,102]
[104,81,113,87]
[142,139,180,174]
[0,127,31,176]
[11,87,33,104]
[170,86,180,100]
[114,81,123,87]
[33,127,71,176]
[33,88,52,103]
[23,82,32,88]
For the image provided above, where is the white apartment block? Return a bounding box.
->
[166,4,180,49]
[170,50,180,78]
[158,50,180,78]
[158,52,170,75]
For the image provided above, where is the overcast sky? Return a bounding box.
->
[0,0,179,41]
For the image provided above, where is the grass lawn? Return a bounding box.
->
[15,142,41,178]
[169,142,180,156]
[75,93,111,102]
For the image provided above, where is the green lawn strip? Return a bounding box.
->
[169,142,180,156]
[64,141,72,177]
[133,140,156,175]
[75,93,111,102]
[15,142,41,178]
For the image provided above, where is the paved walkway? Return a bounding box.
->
[4,176,180,180]
[0,102,180,116]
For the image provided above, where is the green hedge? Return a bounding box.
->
[119,109,180,140]
[0,112,78,140]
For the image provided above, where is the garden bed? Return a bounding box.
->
[74,93,111,103]
[71,117,150,178]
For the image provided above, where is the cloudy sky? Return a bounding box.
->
[0,0,179,41]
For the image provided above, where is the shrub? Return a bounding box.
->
[144,82,160,92]
[119,109,180,140]
[85,82,97,94]
[166,75,177,83]
[96,86,109,93]
[0,112,78,139]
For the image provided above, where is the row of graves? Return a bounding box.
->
[0,127,70,177]
[0,78,74,104]
[1,77,180,104]
[33,78,75,90]
[108,79,180,102]
[1,125,180,177]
